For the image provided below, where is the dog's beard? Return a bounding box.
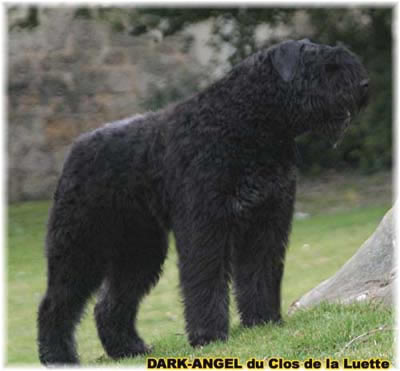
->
[326,112,352,148]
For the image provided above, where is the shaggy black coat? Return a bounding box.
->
[37,39,368,365]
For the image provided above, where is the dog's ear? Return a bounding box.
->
[271,40,302,82]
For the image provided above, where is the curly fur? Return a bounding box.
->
[37,39,368,365]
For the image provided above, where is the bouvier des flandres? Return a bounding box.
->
[38,39,368,365]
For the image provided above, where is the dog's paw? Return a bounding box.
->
[242,314,283,328]
[189,330,228,347]
[107,340,152,360]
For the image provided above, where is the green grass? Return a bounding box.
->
[7,174,393,365]
[117,302,393,366]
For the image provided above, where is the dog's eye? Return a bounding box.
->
[325,63,341,74]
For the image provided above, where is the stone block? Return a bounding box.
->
[78,95,106,116]
[102,48,127,65]
[95,93,139,119]
[41,8,74,51]
[8,80,31,109]
[109,32,147,48]
[45,116,81,147]
[127,44,151,65]
[40,52,80,72]
[39,75,70,104]
[53,146,70,172]
[7,170,24,203]
[21,173,58,200]
[79,113,107,133]
[49,94,79,115]
[9,57,34,83]
[105,69,136,93]
[71,19,108,52]
[73,70,109,96]
[8,114,46,151]
[21,147,53,174]
[8,29,47,56]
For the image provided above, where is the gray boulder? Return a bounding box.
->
[289,206,395,314]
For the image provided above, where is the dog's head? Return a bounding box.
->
[252,39,369,144]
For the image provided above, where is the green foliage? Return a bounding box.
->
[73,7,92,19]
[8,6,39,30]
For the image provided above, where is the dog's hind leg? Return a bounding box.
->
[38,205,106,365]
[94,209,168,360]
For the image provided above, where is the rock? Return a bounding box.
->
[288,207,395,314]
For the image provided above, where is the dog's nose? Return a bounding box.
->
[360,79,369,88]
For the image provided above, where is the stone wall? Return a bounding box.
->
[8,8,203,202]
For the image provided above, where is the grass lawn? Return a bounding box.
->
[7,172,393,366]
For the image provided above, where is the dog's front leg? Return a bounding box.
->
[173,213,231,347]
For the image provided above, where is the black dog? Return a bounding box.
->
[37,39,368,365]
